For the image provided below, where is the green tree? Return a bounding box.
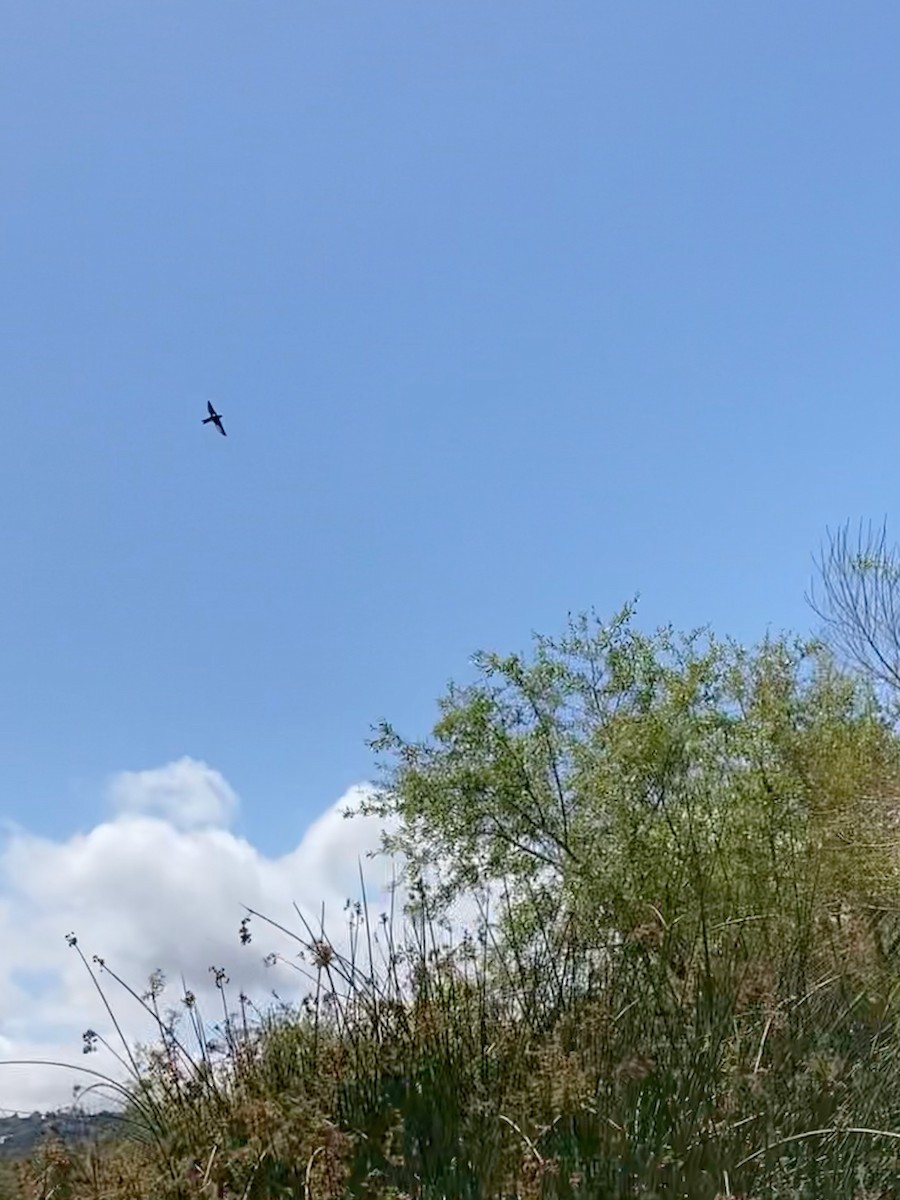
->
[363,603,900,983]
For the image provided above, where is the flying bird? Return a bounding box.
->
[202,401,227,437]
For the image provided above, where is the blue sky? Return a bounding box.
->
[1,1,900,857]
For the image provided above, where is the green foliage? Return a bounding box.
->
[366,605,900,976]
[9,603,900,1198]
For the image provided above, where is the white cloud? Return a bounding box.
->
[0,768,405,1115]
[107,757,238,829]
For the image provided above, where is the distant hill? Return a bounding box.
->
[0,1109,123,1159]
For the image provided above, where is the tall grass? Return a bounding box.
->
[6,871,900,1200]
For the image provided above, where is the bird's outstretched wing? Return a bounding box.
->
[217,420,227,437]
[207,400,216,417]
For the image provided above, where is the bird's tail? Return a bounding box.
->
[202,417,213,424]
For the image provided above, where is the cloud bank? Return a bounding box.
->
[0,760,403,1114]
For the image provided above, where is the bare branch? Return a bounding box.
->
[807,519,900,693]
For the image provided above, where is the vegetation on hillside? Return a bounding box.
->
[8,529,900,1197]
